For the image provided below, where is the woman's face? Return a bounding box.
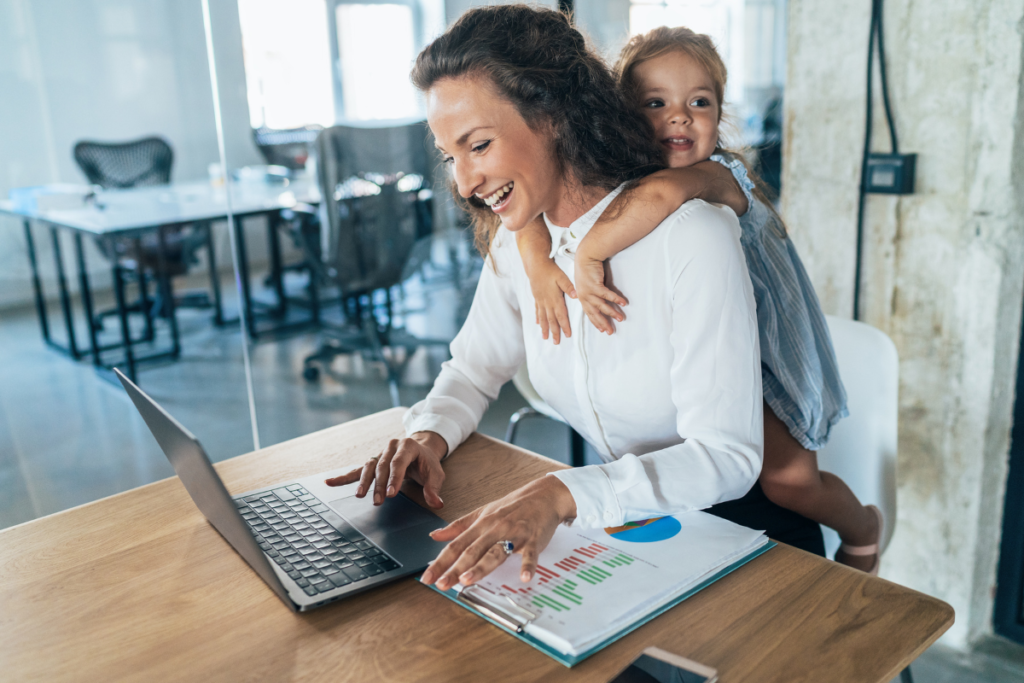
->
[633,50,720,168]
[426,75,563,232]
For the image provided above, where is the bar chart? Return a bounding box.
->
[496,541,641,613]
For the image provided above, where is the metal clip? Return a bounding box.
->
[456,584,536,634]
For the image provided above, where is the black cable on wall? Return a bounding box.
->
[853,0,905,320]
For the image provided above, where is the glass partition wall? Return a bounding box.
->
[0,0,260,529]
[0,0,788,529]
[199,0,790,466]
[214,0,557,459]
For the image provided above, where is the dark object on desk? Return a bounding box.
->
[299,122,447,406]
[253,125,323,170]
[610,648,717,683]
[72,137,214,330]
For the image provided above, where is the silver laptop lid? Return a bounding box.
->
[114,368,296,610]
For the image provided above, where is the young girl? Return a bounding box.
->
[515,26,884,573]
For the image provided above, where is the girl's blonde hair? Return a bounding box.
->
[614,26,785,234]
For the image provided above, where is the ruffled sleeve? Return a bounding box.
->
[710,152,756,208]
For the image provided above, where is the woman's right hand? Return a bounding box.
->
[324,431,447,509]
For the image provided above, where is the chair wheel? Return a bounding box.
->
[303,365,320,381]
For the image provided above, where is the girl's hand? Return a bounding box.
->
[528,259,576,345]
[421,476,577,590]
[575,253,628,334]
[324,431,447,509]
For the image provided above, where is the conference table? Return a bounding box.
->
[0,408,954,681]
[0,175,321,381]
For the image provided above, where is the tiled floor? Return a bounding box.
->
[897,639,1024,683]
[2,245,1023,680]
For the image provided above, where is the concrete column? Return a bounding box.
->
[782,0,1024,646]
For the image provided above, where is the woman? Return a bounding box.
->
[327,5,823,592]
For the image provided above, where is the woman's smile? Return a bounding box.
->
[479,181,514,211]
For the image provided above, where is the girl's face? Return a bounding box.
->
[426,75,564,232]
[633,50,720,168]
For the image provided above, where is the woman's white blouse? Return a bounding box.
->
[404,187,764,528]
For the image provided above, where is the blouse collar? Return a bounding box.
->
[542,183,628,258]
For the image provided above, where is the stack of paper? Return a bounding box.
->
[461,511,768,657]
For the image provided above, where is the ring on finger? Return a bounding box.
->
[497,540,514,555]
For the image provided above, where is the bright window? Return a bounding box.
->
[237,0,335,130]
[629,0,746,106]
[336,4,421,122]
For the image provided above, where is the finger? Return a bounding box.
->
[359,439,395,499]
[386,441,419,499]
[422,513,481,585]
[594,299,624,323]
[420,458,446,509]
[324,466,363,487]
[549,312,561,345]
[581,304,610,334]
[554,303,572,340]
[459,543,512,586]
[519,541,540,583]
[373,444,397,505]
[594,282,628,307]
[356,458,378,498]
[556,274,577,299]
[437,527,504,590]
[429,511,476,543]
[538,307,550,340]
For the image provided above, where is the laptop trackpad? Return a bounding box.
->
[326,493,431,536]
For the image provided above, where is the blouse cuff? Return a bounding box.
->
[548,467,623,529]
[402,412,463,461]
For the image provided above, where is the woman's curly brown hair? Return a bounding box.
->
[411,4,665,256]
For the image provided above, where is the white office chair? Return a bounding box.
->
[815,319,910,683]
[506,362,587,467]
[817,315,899,561]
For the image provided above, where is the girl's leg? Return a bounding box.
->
[759,401,880,571]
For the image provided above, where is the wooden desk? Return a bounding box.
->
[0,408,953,682]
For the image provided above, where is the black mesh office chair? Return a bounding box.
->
[298,122,447,407]
[252,125,326,296]
[253,126,323,170]
[73,137,212,329]
[74,137,174,189]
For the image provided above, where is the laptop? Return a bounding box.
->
[115,368,447,612]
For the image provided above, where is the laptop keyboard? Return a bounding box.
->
[234,485,401,597]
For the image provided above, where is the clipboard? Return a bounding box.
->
[422,540,776,667]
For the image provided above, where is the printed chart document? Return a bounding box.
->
[427,511,770,663]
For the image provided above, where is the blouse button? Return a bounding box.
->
[603,511,614,522]
[586,515,597,525]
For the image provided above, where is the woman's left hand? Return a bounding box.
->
[421,476,577,590]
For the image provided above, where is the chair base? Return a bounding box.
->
[302,295,448,409]
[505,408,586,467]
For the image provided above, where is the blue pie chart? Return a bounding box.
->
[605,516,682,543]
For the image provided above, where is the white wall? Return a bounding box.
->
[0,0,261,310]
[782,0,1024,647]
